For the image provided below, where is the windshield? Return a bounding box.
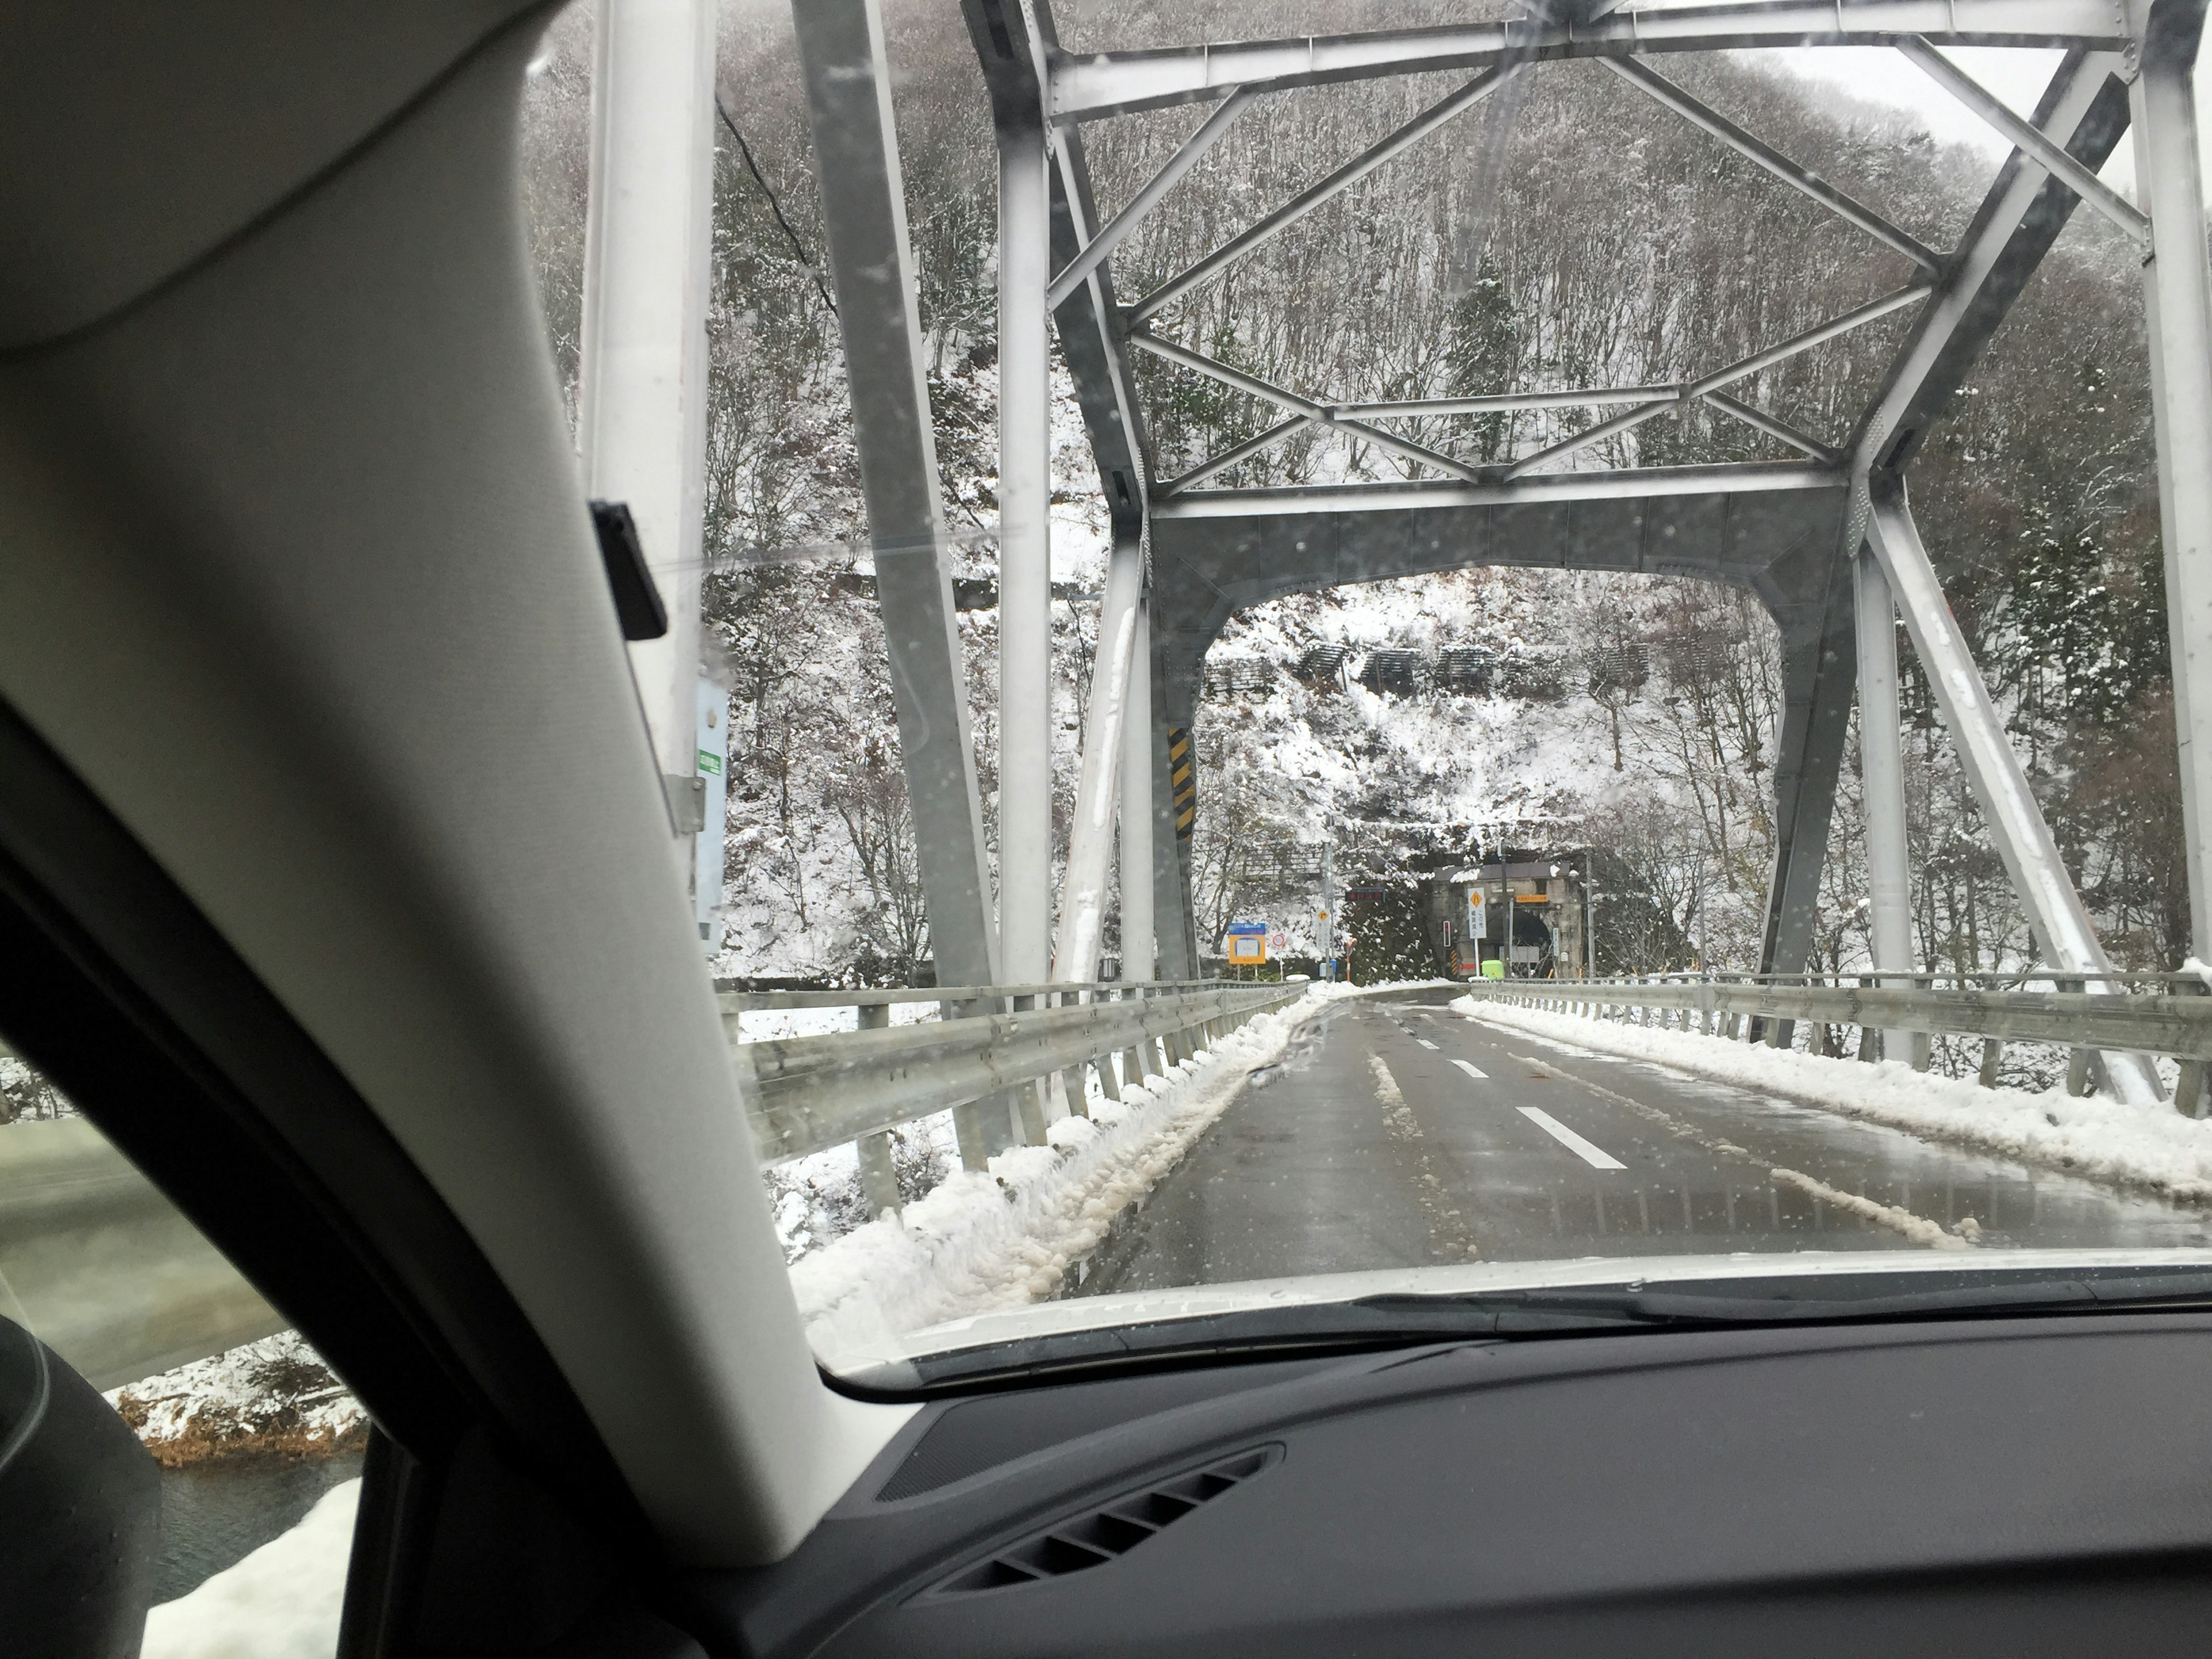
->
[520,0,2212,1386]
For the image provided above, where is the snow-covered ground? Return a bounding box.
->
[1457,997,2212,1205]
[108,1332,364,1465]
[141,1479,359,1659]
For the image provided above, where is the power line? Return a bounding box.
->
[714,94,838,316]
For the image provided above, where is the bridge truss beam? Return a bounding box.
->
[935,1,2212,1109]
[1050,0,2131,120]
[793,0,1014,1155]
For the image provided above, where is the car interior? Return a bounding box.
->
[7,3,2212,1656]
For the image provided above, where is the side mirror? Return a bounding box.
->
[0,1313,161,1658]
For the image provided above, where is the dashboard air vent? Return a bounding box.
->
[929,1446,1279,1597]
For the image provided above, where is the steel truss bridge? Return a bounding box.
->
[579,0,2212,1142]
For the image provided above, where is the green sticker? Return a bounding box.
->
[696,752,723,775]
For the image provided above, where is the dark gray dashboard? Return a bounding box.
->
[694,1315,2212,1656]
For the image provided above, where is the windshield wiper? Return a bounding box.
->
[852,1264,2212,1393]
[1350,1266,2212,1330]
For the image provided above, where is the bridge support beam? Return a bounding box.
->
[2134,0,2212,991]
[1757,541,1857,1006]
[997,96,1054,998]
[1119,596,1157,982]
[1855,536,1919,1063]
[793,0,1010,1158]
[1054,538,1145,981]
[1865,479,2165,1108]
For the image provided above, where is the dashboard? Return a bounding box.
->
[696,1313,2212,1656]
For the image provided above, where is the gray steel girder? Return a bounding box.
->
[964,0,1153,538]
[1147,486,1851,710]
[794,0,998,988]
[1852,50,2134,474]
[1051,1,2130,120]
[1754,531,1859,978]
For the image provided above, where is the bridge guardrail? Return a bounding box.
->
[1456,971,2212,1108]
[726,979,1306,1209]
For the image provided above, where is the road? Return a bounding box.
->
[1075,988,2212,1294]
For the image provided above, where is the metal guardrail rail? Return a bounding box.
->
[726,978,1307,1211]
[1457,971,2212,1109]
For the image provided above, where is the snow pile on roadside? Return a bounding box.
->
[141,1479,359,1659]
[1457,997,2212,1203]
[108,1332,364,1465]
[791,992,1330,1361]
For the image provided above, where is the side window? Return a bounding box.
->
[0,1039,363,1656]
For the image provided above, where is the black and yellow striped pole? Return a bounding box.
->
[1169,726,1195,841]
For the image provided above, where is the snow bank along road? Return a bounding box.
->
[1075,990,2212,1293]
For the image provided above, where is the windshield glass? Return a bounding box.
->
[522,0,2212,1385]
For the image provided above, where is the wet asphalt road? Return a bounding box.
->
[1075,989,2212,1295]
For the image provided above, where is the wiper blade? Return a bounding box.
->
[851,1266,2212,1393]
[1351,1266,2212,1329]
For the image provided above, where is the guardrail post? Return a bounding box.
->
[1009,993,1051,1142]
[1910,976,1933,1071]
[1122,987,1151,1085]
[1097,993,1124,1104]
[2179,1058,2207,1117]
[1978,1036,2004,1090]
[2172,976,2209,1116]
[946,995,1010,1166]
[2059,978,2093,1096]
[853,1001,902,1219]
[1058,988,1091,1120]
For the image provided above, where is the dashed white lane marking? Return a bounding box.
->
[1517,1107,1628,1170]
[1450,1058,1488,1080]
[1417,1039,1439,1050]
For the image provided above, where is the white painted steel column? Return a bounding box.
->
[1855,540,1916,1062]
[1864,480,2165,1108]
[1118,594,1156,983]
[1052,541,1143,981]
[2133,0,2212,976]
[578,0,715,784]
[998,117,1054,987]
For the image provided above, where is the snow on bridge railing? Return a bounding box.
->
[1457,971,2212,1112]
[721,979,1309,1216]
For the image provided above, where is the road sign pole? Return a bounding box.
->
[1318,834,1334,981]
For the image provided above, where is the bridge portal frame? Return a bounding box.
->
[919,0,2212,1105]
